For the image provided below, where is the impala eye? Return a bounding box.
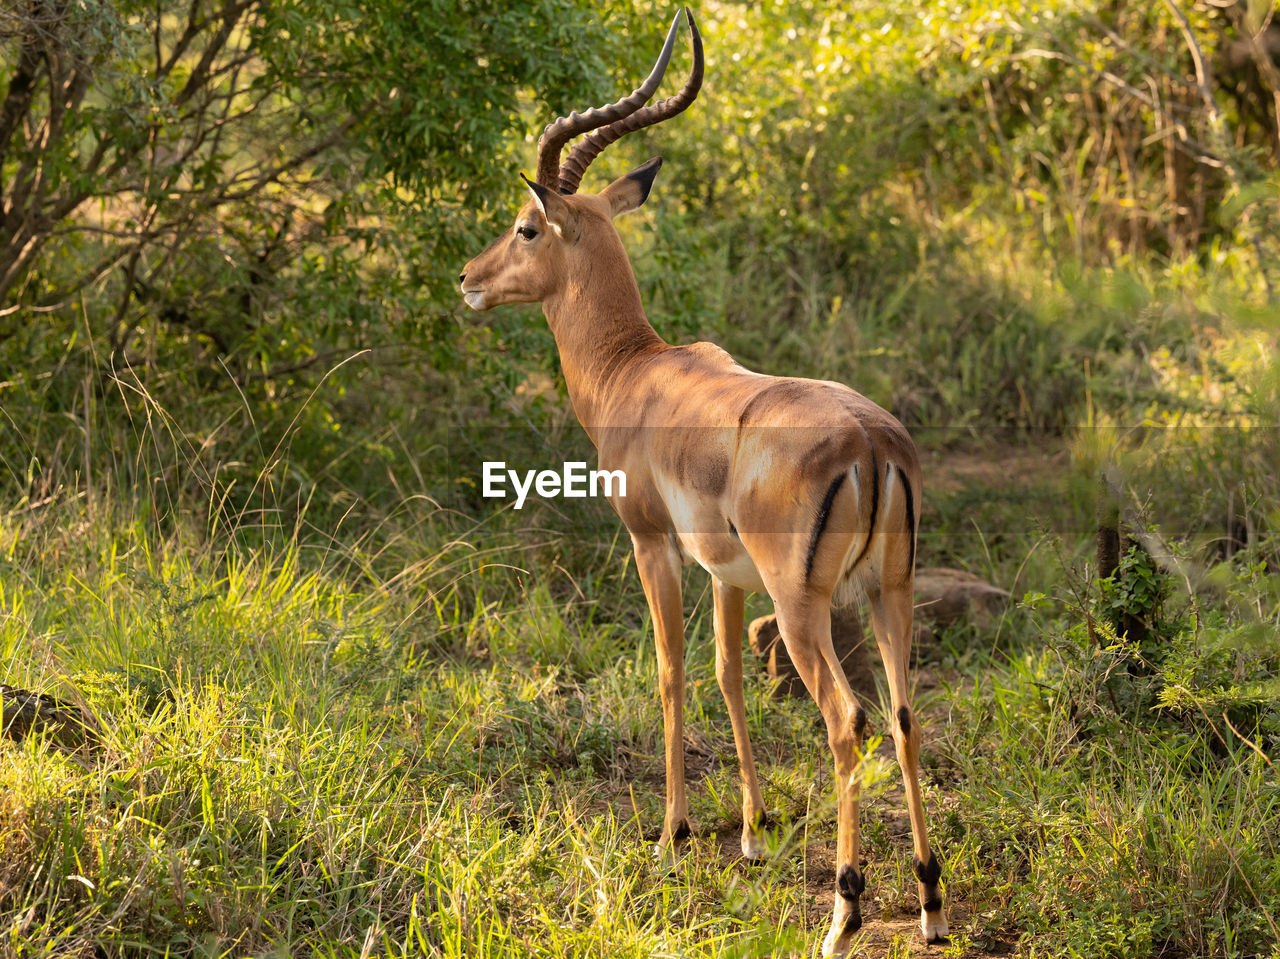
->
[516,225,538,241]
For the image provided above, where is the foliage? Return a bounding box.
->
[939,544,1280,956]
[0,0,628,372]
[1097,543,1173,643]
[659,0,1280,265]
[2,1,1280,955]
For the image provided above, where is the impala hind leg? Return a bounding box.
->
[868,581,948,943]
[632,534,691,858]
[773,599,869,958]
[711,578,770,859]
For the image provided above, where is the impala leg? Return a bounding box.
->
[774,599,868,959]
[711,578,769,859]
[867,580,948,944]
[632,534,691,858]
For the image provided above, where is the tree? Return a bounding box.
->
[0,0,626,365]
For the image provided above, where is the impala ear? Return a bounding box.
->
[522,174,580,242]
[601,157,663,218]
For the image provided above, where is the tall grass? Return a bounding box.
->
[0,367,837,955]
[3,201,1280,956]
[7,481,1277,955]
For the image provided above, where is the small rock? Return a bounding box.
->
[1,684,98,751]
[913,567,1011,630]
[748,607,874,700]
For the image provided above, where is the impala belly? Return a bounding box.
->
[657,472,768,593]
[689,538,768,593]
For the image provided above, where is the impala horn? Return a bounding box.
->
[534,6,703,196]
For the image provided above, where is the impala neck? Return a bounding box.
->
[542,244,665,439]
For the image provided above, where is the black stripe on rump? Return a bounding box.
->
[804,473,845,581]
[868,446,880,531]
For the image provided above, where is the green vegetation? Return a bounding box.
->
[3,0,1279,956]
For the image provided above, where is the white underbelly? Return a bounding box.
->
[702,552,768,593]
[659,477,767,592]
[677,536,768,593]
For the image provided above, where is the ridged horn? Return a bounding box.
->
[533,7,701,194]
[557,8,702,195]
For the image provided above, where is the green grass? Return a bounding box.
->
[3,185,1279,957]
[940,646,1280,957]
[3,432,1279,958]
[0,497,835,957]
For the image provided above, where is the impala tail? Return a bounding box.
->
[830,452,921,610]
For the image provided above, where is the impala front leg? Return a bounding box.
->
[632,533,691,858]
[712,578,769,859]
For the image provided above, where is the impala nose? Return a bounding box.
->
[459,272,466,285]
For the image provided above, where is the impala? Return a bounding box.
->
[459,8,947,952]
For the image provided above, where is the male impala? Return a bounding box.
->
[459,9,947,952]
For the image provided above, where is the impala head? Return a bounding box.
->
[459,7,702,311]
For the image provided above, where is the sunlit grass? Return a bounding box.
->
[4,459,1278,957]
[2,207,1278,957]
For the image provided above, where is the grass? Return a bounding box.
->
[3,410,1279,958]
[3,199,1280,956]
[0,498,834,956]
[940,646,1280,957]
